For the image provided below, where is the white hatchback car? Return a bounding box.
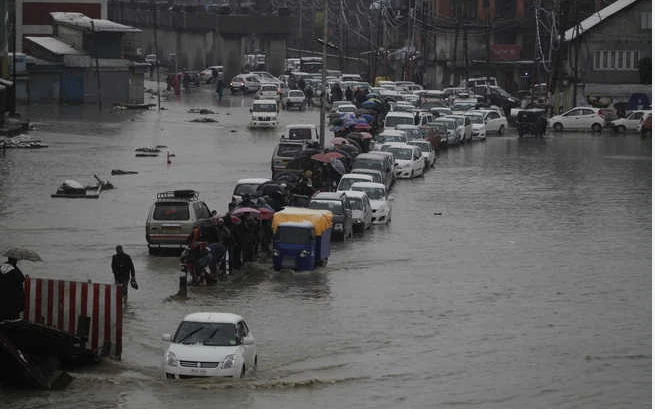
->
[407,140,436,169]
[548,107,605,132]
[351,182,391,225]
[340,190,373,233]
[478,109,508,135]
[610,110,651,133]
[386,143,425,179]
[465,112,486,140]
[162,312,257,379]
[256,83,282,102]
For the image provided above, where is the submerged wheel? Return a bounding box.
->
[592,123,603,133]
[253,356,258,371]
[498,125,505,135]
[617,125,626,134]
[239,365,246,378]
[553,123,563,132]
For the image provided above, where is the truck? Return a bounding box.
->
[300,56,323,73]
[271,207,333,271]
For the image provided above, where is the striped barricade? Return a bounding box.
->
[23,277,123,359]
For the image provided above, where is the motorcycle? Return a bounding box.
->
[180,242,228,285]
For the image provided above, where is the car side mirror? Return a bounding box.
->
[162,333,171,342]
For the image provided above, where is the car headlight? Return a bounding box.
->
[272,248,280,256]
[222,354,235,369]
[299,249,309,257]
[166,351,178,366]
[334,223,343,231]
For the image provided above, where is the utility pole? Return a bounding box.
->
[152,0,160,111]
[91,20,102,112]
[572,0,579,108]
[318,0,328,148]
[338,0,344,71]
[11,0,17,114]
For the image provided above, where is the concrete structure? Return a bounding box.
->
[16,0,108,52]
[108,1,293,80]
[22,12,145,104]
[554,0,652,111]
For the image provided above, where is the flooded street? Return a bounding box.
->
[0,85,651,408]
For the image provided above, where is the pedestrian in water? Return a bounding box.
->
[111,245,136,303]
[345,85,353,102]
[0,256,26,321]
[216,77,224,103]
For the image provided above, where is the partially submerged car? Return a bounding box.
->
[350,182,391,225]
[162,312,257,379]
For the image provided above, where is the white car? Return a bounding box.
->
[407,140,436,169]
[433,118,459,146]
[230,74,261,94]
[442,116,466,144]
[199,66,224,84]
[256,83,281,102]
[281,90,306,111]
[351,182,391,225]
[465,112,486,140]
[249,99,279,129]
[232,177,270,204]
[548,107,605,132]
[610,110,651,133]
[445,114,472,142]
[162,312,257,379]
[384,111,416,130]
[374,129,408,150]
[386,144,425,179]
[340,190,373,234]
[478,109,508,135]
[336,173,374,191]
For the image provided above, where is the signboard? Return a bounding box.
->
[491,44,521,61]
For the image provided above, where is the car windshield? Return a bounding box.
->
[153,202,190,220]
[398,129,422,140]
[262,85,277,91]
[276,143,303,157]
[352,159,384,171]
[353,187,385,200]
[353,172,381,183]
[389,147,413,160]
[437,120,455,129]
[309,200,343,214]
[288,128,312,141]
[338,106,356,112]
[290,91,304,97]
[339,177,370,190]
[452,102,476,111]
[234,183,261,196]
[468,114,484,123]
[253,103,277,112]
[173,321,237,346]
[347,198,363,210]
[381,134,405,143]
[386,116,415,128]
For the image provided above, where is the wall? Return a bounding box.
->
[83,69,129,103]
[566,0,651,85]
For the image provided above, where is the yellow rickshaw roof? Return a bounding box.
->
[272,207,333,236]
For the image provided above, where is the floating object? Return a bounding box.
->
[135,147,161,157]
[0,134,48,149]
[112,103,155,110]
[111,169,138,175]
[188,117,217,123]
[51,176,113,199]
[188,108,215,114]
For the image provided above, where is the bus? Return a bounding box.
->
[300,57,323,73]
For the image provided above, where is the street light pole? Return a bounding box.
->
[318,0,328,148]
[152,0,160,111]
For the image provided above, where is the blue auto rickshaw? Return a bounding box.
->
[272,207,332,271]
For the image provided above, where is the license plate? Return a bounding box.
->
[282,257,296,268]
[190,368,207,375]
[161,227,180,234]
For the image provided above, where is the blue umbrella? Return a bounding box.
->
[359,114,375,122]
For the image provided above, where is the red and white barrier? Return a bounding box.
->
[23,277,123,359]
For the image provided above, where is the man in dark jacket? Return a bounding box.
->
[111,245,136,302]
[0,257,26,321]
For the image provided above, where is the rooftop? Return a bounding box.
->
[564,0,640,41]
[25,37,83,55]
[50,12,142,33]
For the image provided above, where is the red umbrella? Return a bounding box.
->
[358,132,373,140]
[231,207,261,217]
[311,152,345,163]
[353,123,372,131]
[330,137,349,145]
[258,207,275,220]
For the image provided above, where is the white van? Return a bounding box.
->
[384,111,416,130]
[280,123,319,144]
[249,99,279,128]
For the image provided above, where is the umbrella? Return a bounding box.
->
[353,123,372,131]
[2,247,42,262]
[330,137,349,145]
[258,207,275,220]
[330,158,346,175]
[358,114,375,123]
[311,152,345,163]
[231,207,261,217]
[361,100,382,110]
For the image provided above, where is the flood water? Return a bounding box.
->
[0,85,651,408]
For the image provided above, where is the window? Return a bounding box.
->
[580,109,594,115]
[593,50,640,71]
[642,12,652,30]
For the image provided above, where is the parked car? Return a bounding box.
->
[384,111,416,130]
[421,122,447,149]
[256,83,282,102]
[340,190,373,234]
[308,192,353,241]
[385,144,425,179]
[280,124,319,144]
[548,107,605,132]
[271,141,308,179]
[432,118,458,146]
[145,190,213,254]
[350,182,392,225]
[445,114,472,142]
[477,109,508,135]
[465,112,486,140]
[162,312,257,379]
[249,99,279,129]
[199,66,224,84]
[407,140,436,169]
[336,173,374,192]
[281,90,306,111]
[349,168,384,186]
[232,178,270,205]
[230,74,261,94]
[352,153,394,191]
[610,110,652,133]
[374,129,408,150]
[394,124,424,142]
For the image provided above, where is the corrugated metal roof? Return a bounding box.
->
[25,37,83,55]
[564,0,640,41]
[50,12,142,33]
